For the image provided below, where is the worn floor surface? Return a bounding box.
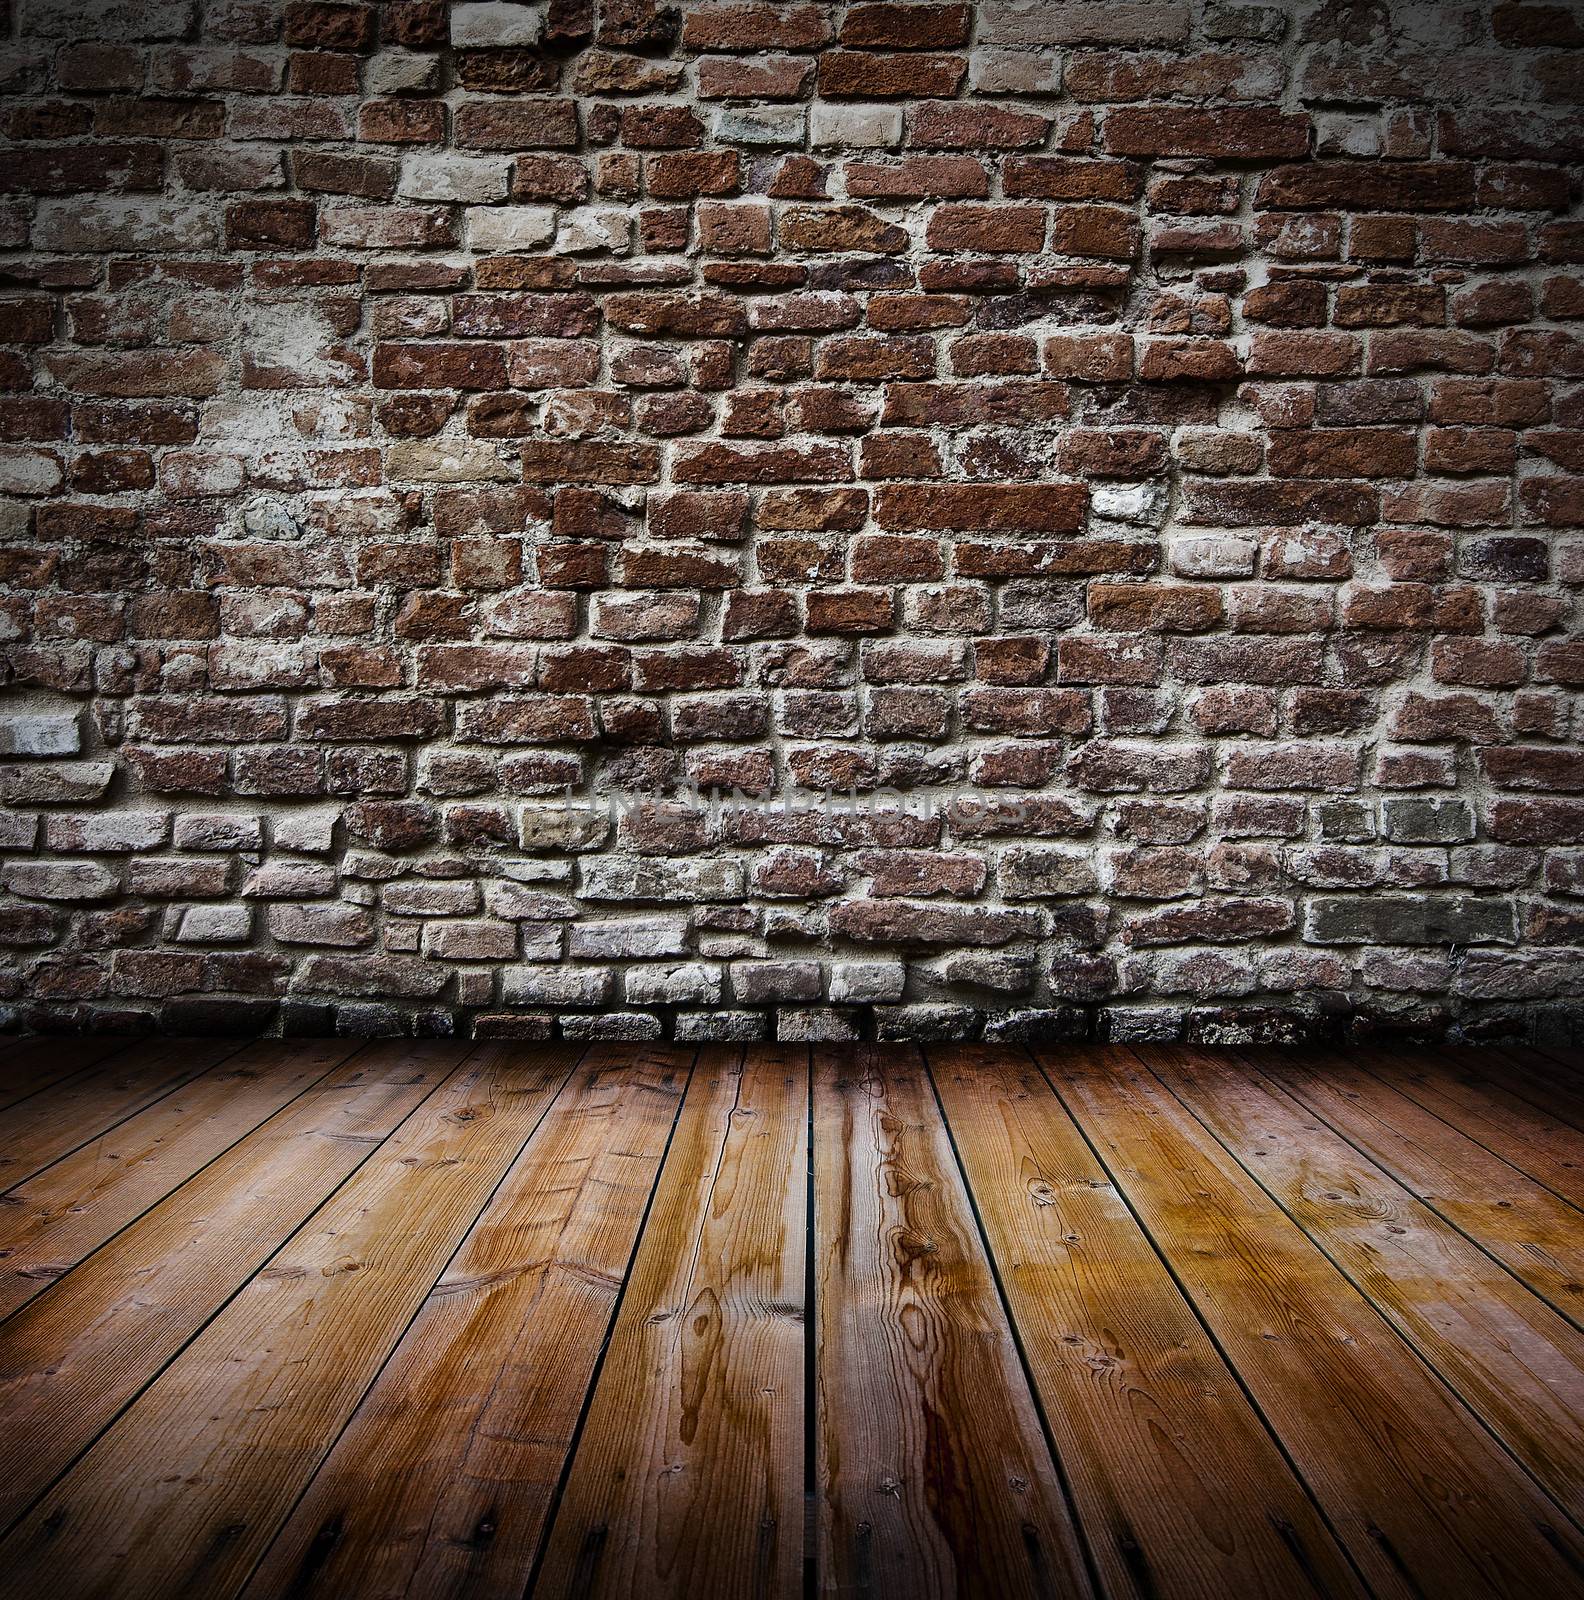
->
[0,1034,1582,1598]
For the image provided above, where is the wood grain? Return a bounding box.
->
[1254,1046,1584,1327]
[929,1043,1364,1600]
[1373,1048,1584,1209]
[816,1044,1094,1600]
[1533,1045,1584,1078]
[0,1037,363,1319]
[0,1038,130,1113]
[1041,1043,1584,1599]
[533,1044,806,1600]
[245,1043,691,1600]
[5,1039,1584,1600]
[0,1038,468,1536]
[1435,1045,1584,1135]
[0,1041,581,1600]
[0,1037,244,1191]
[1143,1042,1584,1525]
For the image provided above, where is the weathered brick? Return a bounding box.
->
[372,343,507,391]
[285,3,375,50]
[876,483,1085,532]
[298,955,449,998]
[841,4,971,47]
[1105,106,1309,159]
[1307,897,1516,946]
[831,901,1041,947]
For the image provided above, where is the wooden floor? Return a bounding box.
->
[0,1040,1583,1598]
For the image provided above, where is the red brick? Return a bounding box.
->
[604,290,748,337]
[1106,107,1310,159]
[372,343,507,390]
[284,2,375,50]
[680,5,832,50]
[779,205,909,255]
[845,156,989,199]
[1256,162,1478,212]
[1138,339,1241,383]
[1089,584,1223,632]
[697,201,772,255]
[0,144,163,194]
[1044,334,1133,381]
[521,440,661,483]
[673,441,852,484]
[696,56,814,99]
[926,204,1045,253]
[806,589,896,635]
[1181,479,1378,527]
[454,100,579,150]
[1004,157,1142,201]
[876,483,1086,532]
[819,51,966,98]
[95,98,226,141]
[1050,205,1140,259]
[386,2,447,46]
[839,4,970,47]
[1268,428,1418,479]
[357,100,445,143]
[645,151,741,198]
[47,351,225,400]
[225,199,316,250]
[910,102,1050,149]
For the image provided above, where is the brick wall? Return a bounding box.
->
[1,0,1582,1044]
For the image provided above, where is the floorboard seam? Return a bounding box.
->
[231,1040,592,1599]
[1139,1047,1584,1546]
[1240,1047,1584,1338]
[0,1035,257,1197]
[921,1043,1108,1600]
[1350,1054,1584,1219]
[1027,1044,1380,1600]
[0,1041,473,1543]
[0,1039,369,1331]
[517,1044,700,1600]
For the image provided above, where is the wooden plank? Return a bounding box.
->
[1441,1045,1584,1137]
[1362,1046,1584,1211]
[0,1037,245,1191]
[815,1044,1094,1600]
[1040,1043,1584,1599]
[1144,1042,1584,1526]
[1533,1044,1584,1077]
[0,1038,469,1536]
[929,1044,1364,1600]
[244,1043,691,1600]
[0,1037,364,1320]
[0,1037,130,1112]
[532,1044,806,1600]
[1254,1046,1584,1327]
[0,1040,582,1600]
